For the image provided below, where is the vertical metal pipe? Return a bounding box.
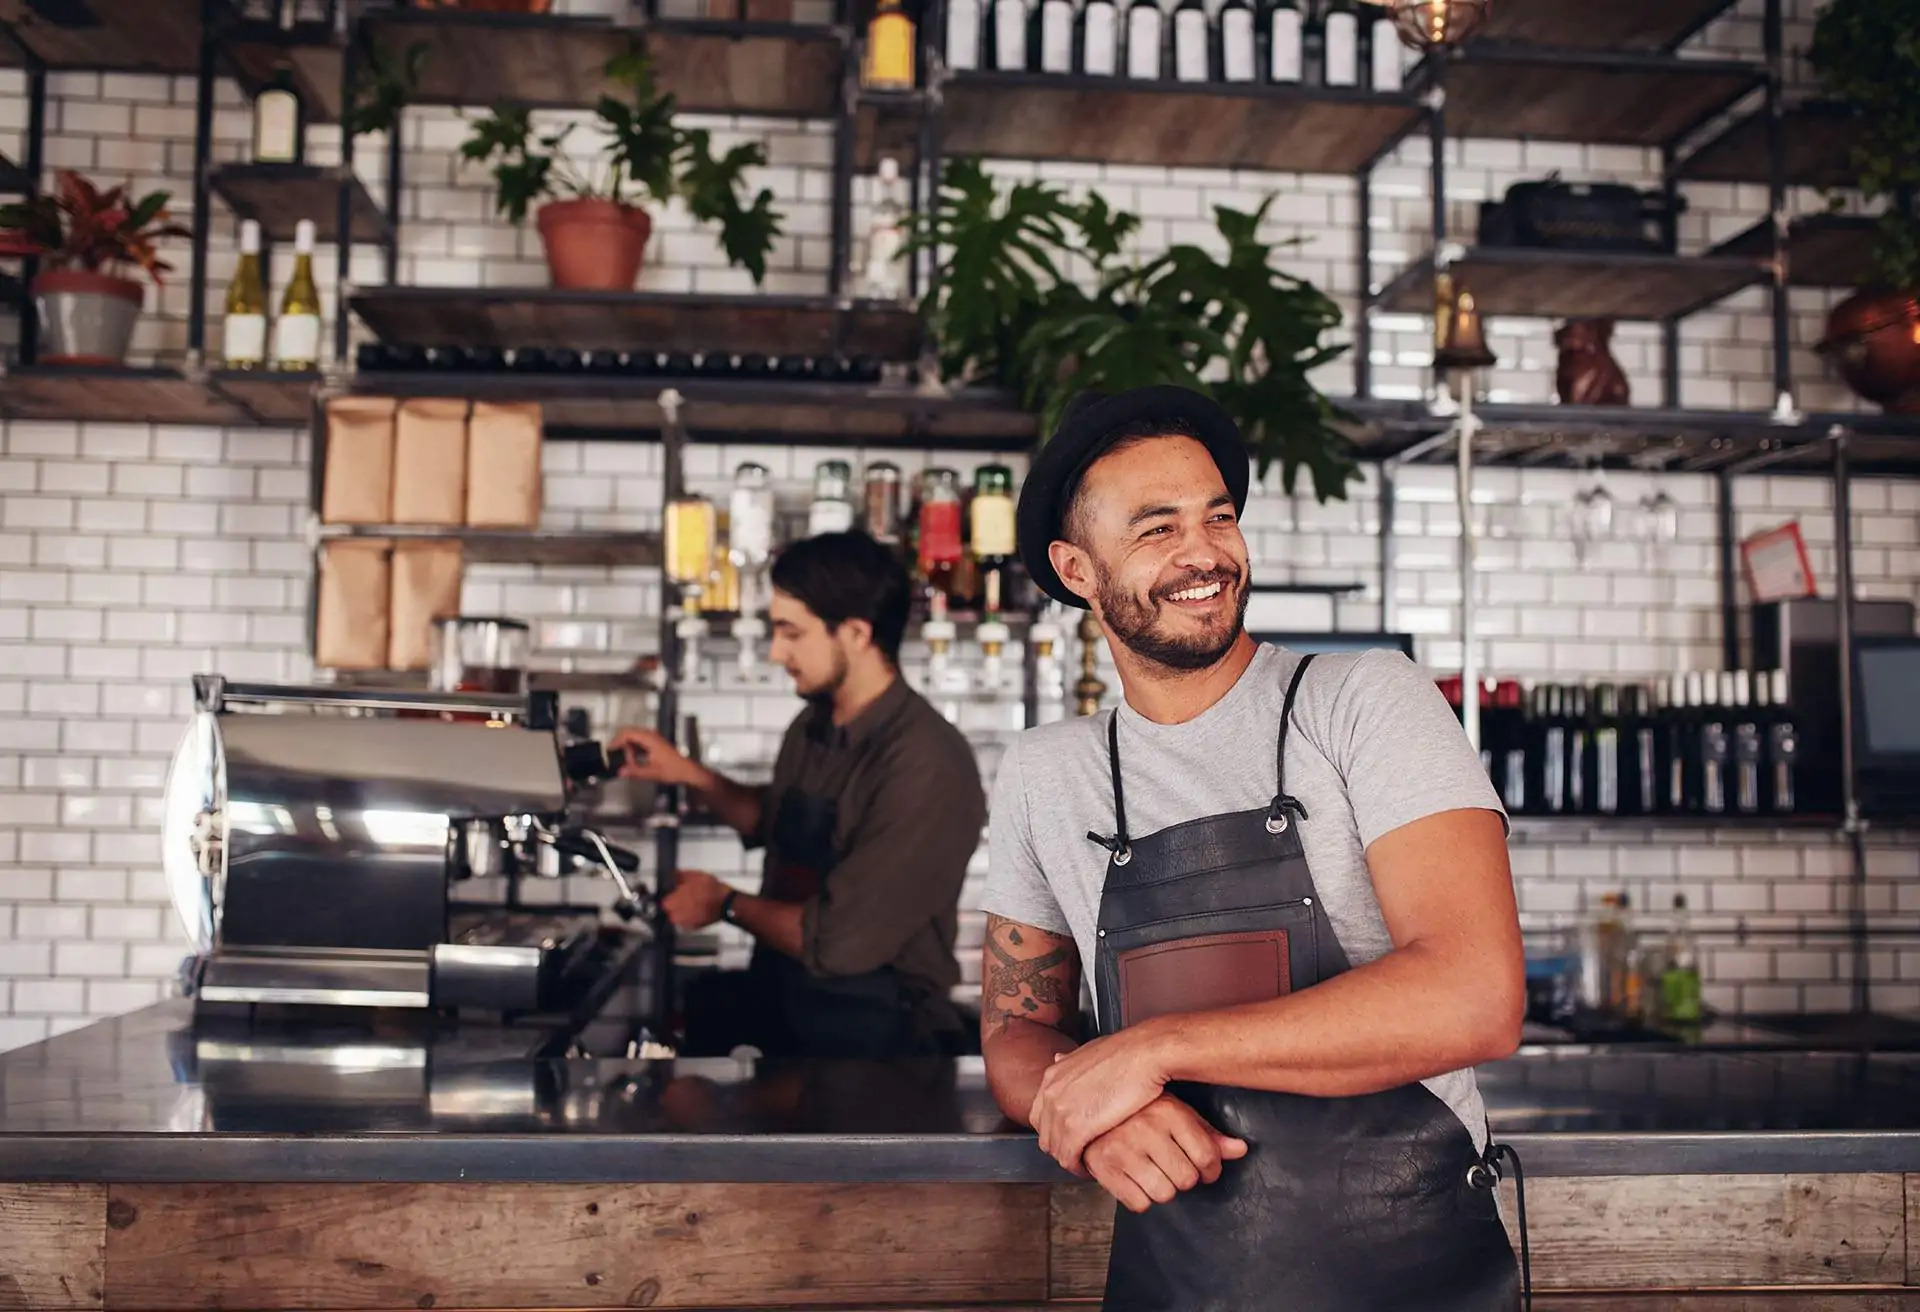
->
[19,44,45,365]
[1425,61,1448,406]
[1455,381,1479,752]
[384,112,404,288]
[1357,165,1374,398]
[1764,0,1793,405]
[1716,468,1739,670]
[1830,425,1869,1016]
[827,4,856,299]
[1378,461,1397,634]
[334,38,358,369]
[186,0,220,366]
[1661,149,1681,409]
[652,389,687,1040]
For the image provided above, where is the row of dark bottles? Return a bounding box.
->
[355,342,889,384]
[946,0,1406,90]
[1442,671,1801,818]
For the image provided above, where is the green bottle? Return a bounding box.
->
[1659,893,1702,1026]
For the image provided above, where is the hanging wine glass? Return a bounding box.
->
[1568,456,1614,563]
[1639,487,1680,568]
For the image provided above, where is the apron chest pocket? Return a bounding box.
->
[1099,900,1318,1031]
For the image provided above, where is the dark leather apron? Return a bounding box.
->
[1088,655,1525,1311]
[707,790,939,1060]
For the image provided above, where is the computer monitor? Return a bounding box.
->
[1251,631,1417,660]
[1854,637,1920,766]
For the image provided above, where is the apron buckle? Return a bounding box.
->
[1265,811,1289,835]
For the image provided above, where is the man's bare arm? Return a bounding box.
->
[980,914,1082,1126]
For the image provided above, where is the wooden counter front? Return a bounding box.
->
[3,1176,1916,1310]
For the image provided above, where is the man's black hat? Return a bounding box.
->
[1015,385,1249,609]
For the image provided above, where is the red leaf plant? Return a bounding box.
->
[0,170,193,284]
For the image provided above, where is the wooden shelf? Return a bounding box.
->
[1473,0,1740,51]
[1443,47,1764,147]
[321,525,661,568]
[1677,101,1866,190]
[1378,247,1765,321]
[0,0,203,73]
[0,365,319,425]
[349,371,1038,448]
[899,73,1424,175]
[1710,214,1879,290]
[209,368,324,424]
[349,289,924,361]
[210,164,389,245]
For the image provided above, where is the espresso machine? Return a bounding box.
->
[162,675,656,1026]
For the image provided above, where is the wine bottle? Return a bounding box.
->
[1593,683,1622,816]
[1658,894,1703,1027]
[1732,669,1763,815]
[860,158,909,302]
[1624,683,1657,816]
[1124,0,1164,78]
[1541,685,1568,814]
[1495,680,1528,815]
[1267,0,1303,83]
[946,0,984,70]
[1218,0,1255,81]
[1368,10,1403,90]
[1171,0,1210,81]
[1033,0,1075,72]
[1566,684,1593,815]
[271,218,321,372]
[224,219,267,371]
[862,0,916,89]
[1319,0,1359,87]
[988,0,1029,71]
[1697,672,1730,815]
[1764,668,1799,814]
[252,62,305,164]
[1079,0,1119,72]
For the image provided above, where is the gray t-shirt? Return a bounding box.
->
[982,643,1507,1145]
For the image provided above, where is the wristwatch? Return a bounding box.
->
[720,890,741,925]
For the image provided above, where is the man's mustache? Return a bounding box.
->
[1151,567,1243,603]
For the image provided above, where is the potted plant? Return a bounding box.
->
[460,50,783,291]
[913,158,1358,501]
[0,171,191,366]
[1810,0,1920,413]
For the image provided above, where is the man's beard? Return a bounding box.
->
[796,645,851,702]
[1094,558,1249,672]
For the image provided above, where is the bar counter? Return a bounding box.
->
[1,1002,1917,1309]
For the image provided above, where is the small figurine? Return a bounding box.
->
[1555,318,1631,408]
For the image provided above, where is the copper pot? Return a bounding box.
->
[1818,288,1920,415]
[535,198,652,292]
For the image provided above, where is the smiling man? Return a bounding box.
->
[980,387,1527,1310]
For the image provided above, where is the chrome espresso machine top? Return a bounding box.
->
[161,676,654,1024]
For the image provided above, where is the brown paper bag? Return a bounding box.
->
[320,398,397,525]
[315,539,391,670]
[466,401,544,529]
[392,398,470,526]
[387,541,466,671]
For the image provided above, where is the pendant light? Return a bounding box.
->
[1361,0,1490,51]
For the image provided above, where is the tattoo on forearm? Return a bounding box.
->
[982,914,1079,1037]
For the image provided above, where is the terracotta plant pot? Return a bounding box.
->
[1818,288,1920,415]
[32,267,143,365]
[536,199,652,292]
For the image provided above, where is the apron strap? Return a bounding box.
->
[1086,710,1133,865]
[1267,654,1317,830]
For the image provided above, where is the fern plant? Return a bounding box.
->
[1810,0,1920,291]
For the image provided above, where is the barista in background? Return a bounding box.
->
[611,532,986,1060]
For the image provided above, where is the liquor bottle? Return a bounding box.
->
[1592,683,1622,816]
[989,0,1030,71]
[271,218,321,372]
[1368,9,1403,90]
[1033,0,1075,72]
[1678,671,1706,813]
[1266,0,1304,83]
[1764,668,1799,814]
[1079,0,1120,72]
[1218,0,1256,82]
[251,62,305,164]
[1697,672,1731,815]
[1319,0,1360,87]
[1731,669,1763,815]
[1658,894,1703,1027]
[1540,685,1568,814]
[1652,676,1680,813]
[862,0,916,89]
[709,513,741,614]
[971,464,1017,616]
[946,0,984,70]
[728,462,777,585]
[862,461,903,545]
[861,158,909,302]
[1124,0,1164,78]
[1566,684,1593,814]
[1493,680,1528,814]
[1170,0,1210,81]
[1624,683,1657,816]
[807,460,857,536]
[918,468,965,600]
[223,219,268,371]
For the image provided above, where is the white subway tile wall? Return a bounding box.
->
[1,0,1918,1047]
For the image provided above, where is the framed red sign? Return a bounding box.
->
[1740,521,1818,603]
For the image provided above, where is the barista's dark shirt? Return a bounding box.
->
[749,677,985,1002]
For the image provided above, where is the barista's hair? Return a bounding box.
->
[1060,416,1203,546]
[771,530,912,664]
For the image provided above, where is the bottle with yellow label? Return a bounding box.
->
[863,0,916,89]
[971,463,1017,616]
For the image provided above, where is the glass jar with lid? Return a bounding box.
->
[807,459,856,537]
[728,462,777,569]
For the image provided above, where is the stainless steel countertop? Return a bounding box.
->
[1,1002,1917,1183]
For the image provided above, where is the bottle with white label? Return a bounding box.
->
[861,158,909,302]
[1031,0,1075,72]
[946,0,983,70]
[1171,0,1209,81]
[224,219,267,371]
[1265,0,1303,83]
[1218,0,1255,82]
[251,62,304,164]
[1124,0,1164,78]
[987,0,1029,71]
[1079,0,1119,73]
[272,218,321,372]
[1320,0,1359,87]
[1368,11,1403,90]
